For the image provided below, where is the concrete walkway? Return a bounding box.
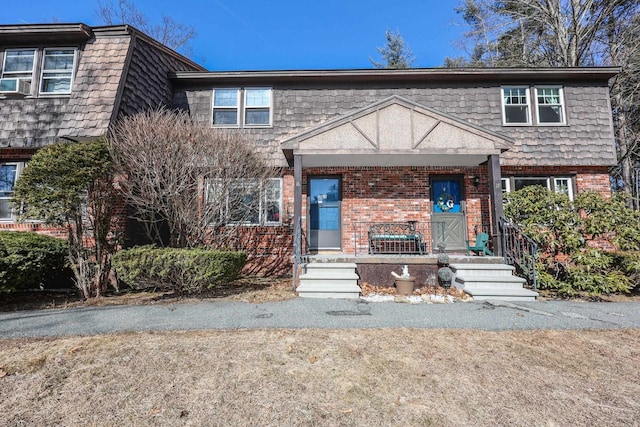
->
[1,298,639,338]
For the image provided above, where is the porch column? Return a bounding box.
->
[292,154,303,288]
[488,154,504,256]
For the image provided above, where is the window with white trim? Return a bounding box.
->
[1,47,77,96]
[501,85,567,126]
[502,86,531,125]
[206,178,282,225]
[244,88,271,126]
[40,48,76,94]
[212,88,240,126]
[0,49,36,94]
[0,162,23,221]
[502,176,574,200]
[212,87,272,128]
[535,86,565,124]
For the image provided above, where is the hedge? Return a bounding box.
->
[112,246,247,294]
[0,231,72,293]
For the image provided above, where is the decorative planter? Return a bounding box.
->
[438,267,452,289]
[395,277,415,296]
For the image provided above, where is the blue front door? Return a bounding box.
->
[308,177,341,250]
[431,177,466,250]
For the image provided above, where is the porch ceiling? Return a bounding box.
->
[281,95,513,168]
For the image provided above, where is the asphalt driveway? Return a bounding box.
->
[1,298,639,338]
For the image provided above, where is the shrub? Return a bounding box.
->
[505,187,640,296]
[112,246,247,294]
[0,231,72,293]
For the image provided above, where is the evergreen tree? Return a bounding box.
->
[370,29,416,69]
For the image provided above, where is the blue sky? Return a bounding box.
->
[2,0,467,70]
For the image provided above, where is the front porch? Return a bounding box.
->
[296,254,538,301]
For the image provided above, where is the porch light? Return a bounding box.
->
[473,176,480,187]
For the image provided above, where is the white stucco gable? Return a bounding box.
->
[281,95,513,167]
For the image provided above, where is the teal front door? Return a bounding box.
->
[431,177,466,251]
[308,177,342,250]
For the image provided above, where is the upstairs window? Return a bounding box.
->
[0,49,36,94]
[501,85,567,126]
[535,86,565,124]
[40,48,76,94]
[212,87,272,128]
[502,87,531,125]
[244,88,271,126]
[212,88,240,126]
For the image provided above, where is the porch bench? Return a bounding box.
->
[368,222,425,255]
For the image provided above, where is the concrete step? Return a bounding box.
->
[450,263,516,277]
[451,263,538,302]
[454,274,526,290]
[297,262,361,299]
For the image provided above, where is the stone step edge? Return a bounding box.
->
[451,263,515,270]
[455,274,526,284]
[300,273,360,280]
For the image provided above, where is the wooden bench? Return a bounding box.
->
[368,222,425,255]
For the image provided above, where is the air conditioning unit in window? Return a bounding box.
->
[0,78,31,95]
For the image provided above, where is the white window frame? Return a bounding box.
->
[243,87,272,127]
[501,86,532,125]
[212,87,273,128]
[1,48,36,94]
[553,177,574,200]
[501,178,510,193]
[206,178,283,226]
[0,162,24,222]
[39,48,76,95]
[502,176,575,200]
[212,88,240,127]
[534,85,566,125]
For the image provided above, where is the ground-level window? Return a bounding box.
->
[502,176,574,200]
[207,178,282,225]
[0,162,23,221]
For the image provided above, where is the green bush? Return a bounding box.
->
[112,246,247,294]
[505,188,640,296]
[0,231,72,293]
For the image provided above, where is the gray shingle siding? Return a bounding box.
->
[117,37,201,118]
[174,80,616,167]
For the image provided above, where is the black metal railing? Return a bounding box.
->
[293,216,302,290]
[352,221,445,256]
[499,217,538,290]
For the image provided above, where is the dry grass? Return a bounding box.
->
[1,329,639,426]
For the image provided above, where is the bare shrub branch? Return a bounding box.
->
[108,108,277,248]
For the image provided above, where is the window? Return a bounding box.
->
[244,88,271,126]
[212,87,272,127]
[553,177,573,200]
[502,87,531,125]
[207,178,282,225]
[1,47,77,96]
[0,49,36,93]
[502,176,574,200]
[501,178,510,193]
[501,85,567,126]
[0,163,23,221]
[40,48,76,94]
[212,88,240,126]
[535,86,565,124]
